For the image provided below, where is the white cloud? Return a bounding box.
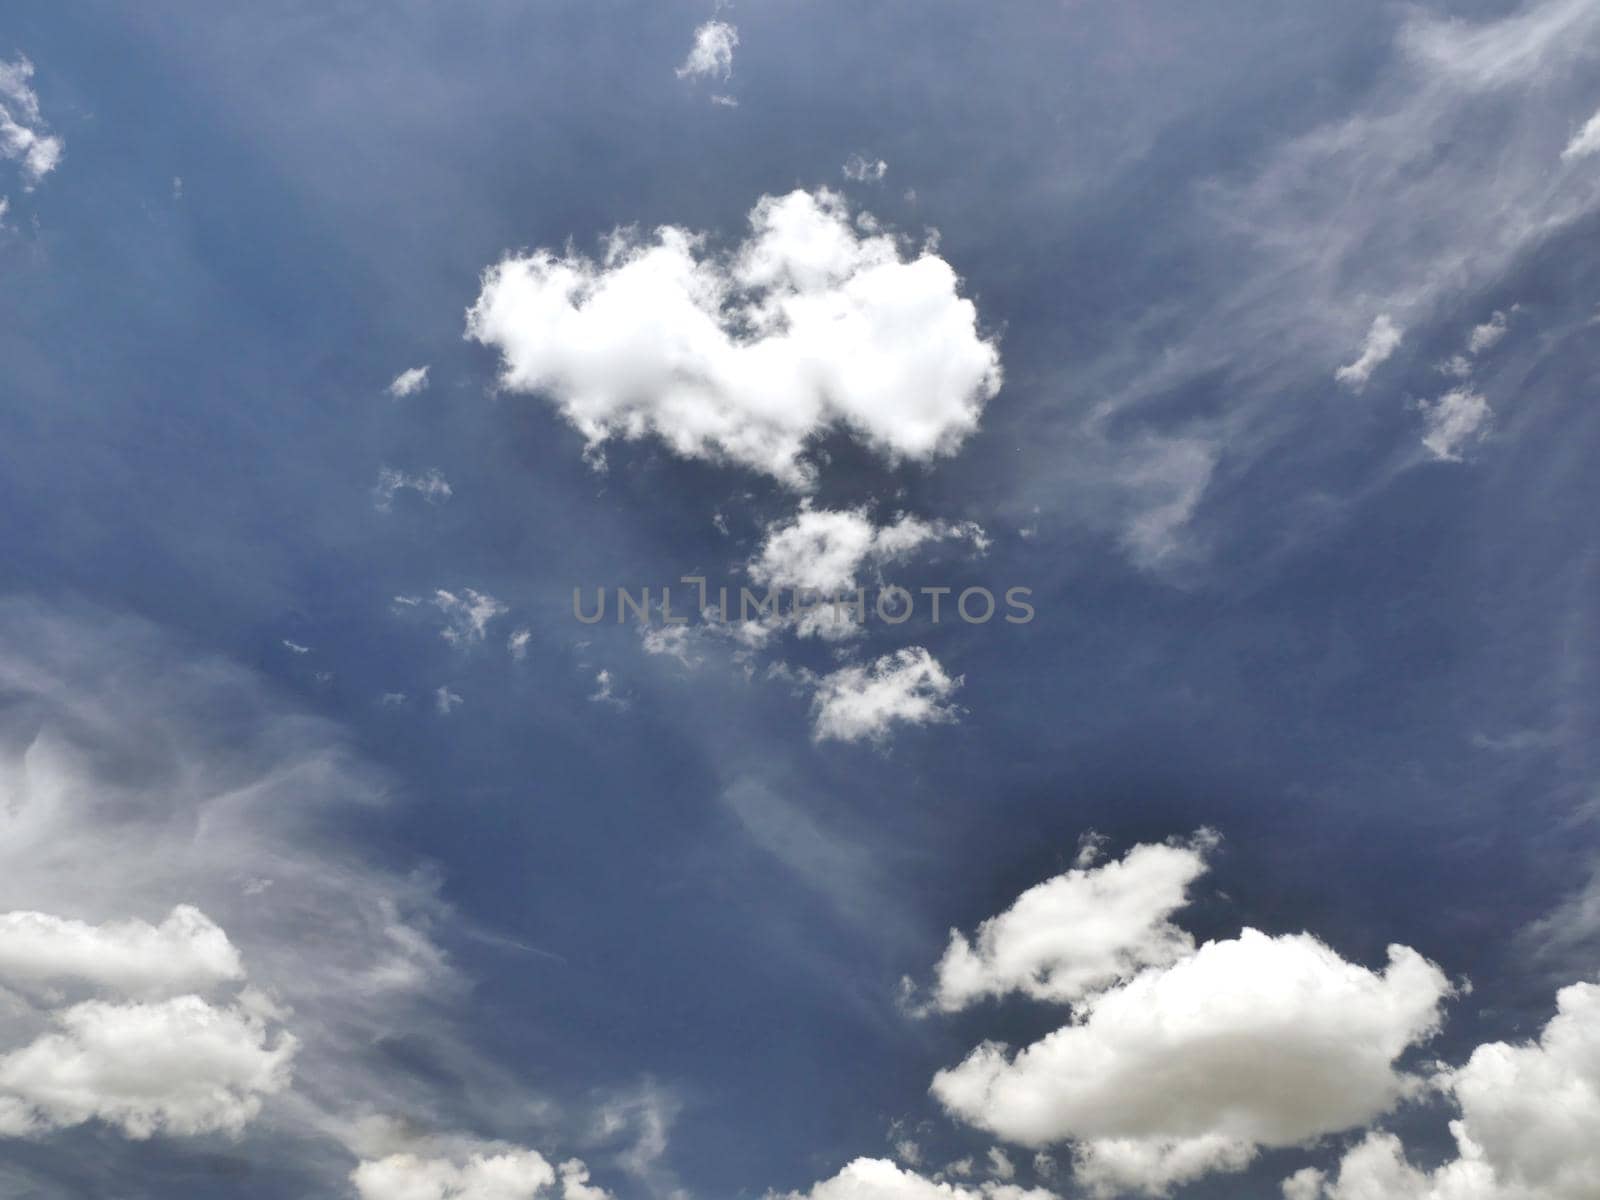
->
[923,838,1457,1196]
[589,670,625,708]
[432,588,509,645]
[375,467,453,511]
[986,1149,1015,1181]
[1399,0,1597,91]
[282,639,312,655]
[748,506,989,643]
[1562,107,1600,161]
[1019,0,1600,571]
[1287,981,1600,1200]
[1335,315,1403,390]
[782,1157,1057,1200]
[811,648,962,743]
[931,929,1451,1196]
[0,906,243,999]
[675,20,738,82]
[925,834,1217,1013]
[435,685,464,715]
[1468,310,1512,354]
[558,1159,610,1200]
[507,628,532,661]
[640,624,700,667]
[466,188,1002,487]
[388,365,431,397]
[0,895,293,1145]
[1419,388,1491,461]
[352,1148,559,1200]
[1096,436,1215,572]
[0,56,64,188]
[0,994,295,1140]
[844,155,889,183]
[752,507,987,597]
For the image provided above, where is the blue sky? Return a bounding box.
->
[2,3,1599,1198]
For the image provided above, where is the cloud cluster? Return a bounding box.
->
[1284,980,1600,1200]
[466,188,1002,487]
[0,901,294,1141]
[0,599,532,1186]
[810,647,962,744]
[0,56,63,188]
[923,836,1453,1196]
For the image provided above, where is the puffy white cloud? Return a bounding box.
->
[675,20,738,82]
[432,588,509,645]
[375,467,453,511]
[1562,107,1600,162]
[352,1148,561,1200]
[0,56,64,187]
[926,834,1216,1014]
[782,1156,1056,1200]
[752,507,987,596]
[465,188,1002,487]
[1288,980,1600,1200]
[748,505,989,645]
[931,914,1452,1197]
[1335,315,1403,390]
[557,1159,611,1200]
[1420,388,1491,461]
[0,994,295,1140]
[434,685,464,715]
[810,648,962,743]
[0,905,243,999]
[388,365,431,397]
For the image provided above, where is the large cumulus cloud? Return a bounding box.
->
[466,188,1002,487]
[924,837,1454,1196]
